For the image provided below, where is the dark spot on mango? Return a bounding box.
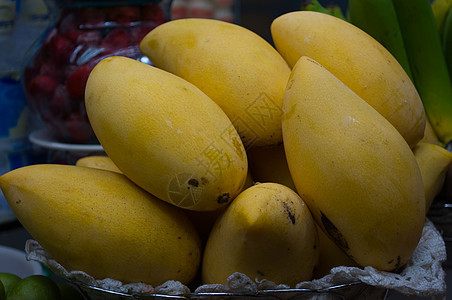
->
[217,193,230,204]
[321,211,349,251]
[257,270,265,276]
[188,178,199,187]
[388,256,402,271]
[201,177,209,185]
[395,256,401,270]
[283,202,296,224]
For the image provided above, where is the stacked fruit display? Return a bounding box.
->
[1,0,451,297]
[22,1,169,144]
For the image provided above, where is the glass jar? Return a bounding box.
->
[22,0,171,144]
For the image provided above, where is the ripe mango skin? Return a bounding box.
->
[140,18,291,148]
[185,171,254,245]
[413,142,452,211]
[0,164,201,286]
[271,11,425,148]
[282,57,425,271]
[202,182,319,287]
[76,155,122,174]
[420,120,441,145]
[314,224,359,279]
[85,56,247,211]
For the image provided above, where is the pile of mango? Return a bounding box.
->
[1,9,451,292]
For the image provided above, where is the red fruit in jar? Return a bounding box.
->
[101,28,131,50]
[29,75,59,100]
[65,113,95,144]
[32,47,47,69]
[107,5,140,24]
[57,11,78,33]
[66,65,93,99]
[49,85,72,117]
[130,25,154,44]
[141,4,167,23]
[76,30,102,46]
[40,62,64,83]
[48,34,75,64]
[27,75,59,112]
[64,30,82,43]
[79,7,106,28]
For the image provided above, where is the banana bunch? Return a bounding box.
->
[347,0,413,80]
[432,0,452,36]
[301,0,452,147]
[437,0,452,97]
[0,10,451,293]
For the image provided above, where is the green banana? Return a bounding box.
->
[442,4,452,77]
[348,0,413,80]
[392,0,452,146]
[326,3,346,20]
[301,0,331,15]
[301,0,345,20]
[432,0,452,37]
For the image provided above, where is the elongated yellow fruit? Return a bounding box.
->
[0,164,201,285]
[282,56,425,271]
[271,11,425,148]
[202,182,318,286]
[185,171,255,245]
[314,225,359,279]
[75,155,122,174]
[85,56,247,211]
[413,142,452,211]
[421,119,441,145]
[140,18,291,148]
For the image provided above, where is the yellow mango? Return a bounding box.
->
[202,182,319,287]
[314,225,359,279]
[75,155,122,174]
[140,18,291,148]
[271,11,426,148]
[413,142,452,211]
[247,143,296,191]
[0,164,201,286]
[85,56,247,211]
[282,56,425,271]
[420,119,441,146]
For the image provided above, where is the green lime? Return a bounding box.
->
[57,282,84,300]
[0,273,21,296]
[6,275,60,300]
[0,280,5,300]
